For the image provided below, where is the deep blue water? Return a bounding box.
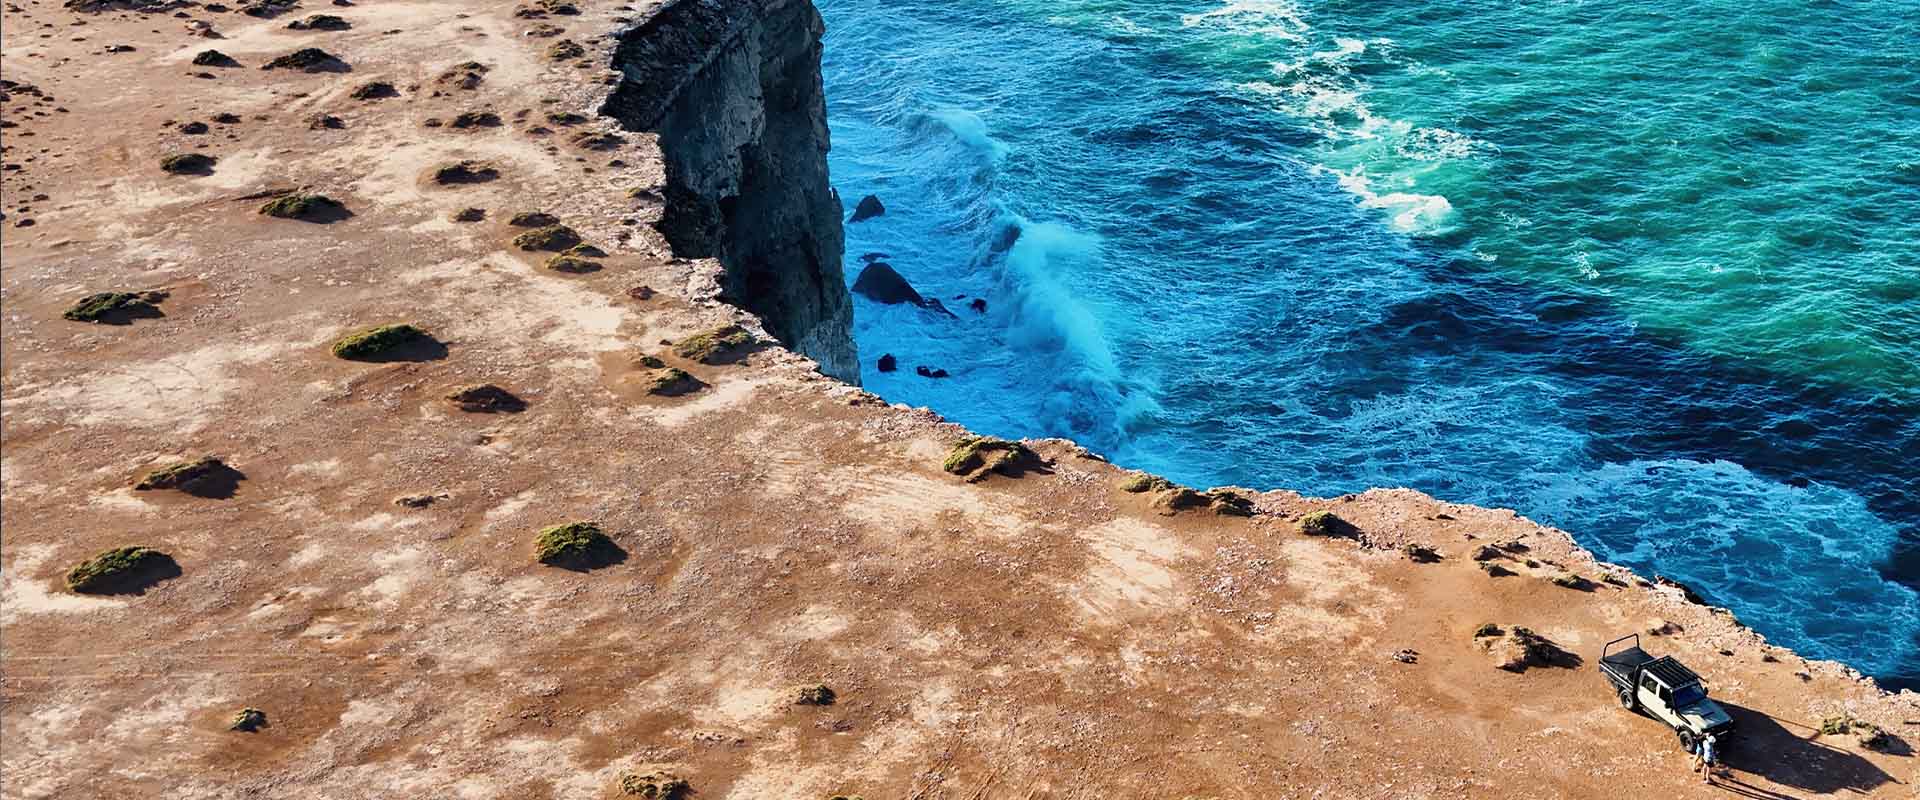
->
[818,0,1920,686]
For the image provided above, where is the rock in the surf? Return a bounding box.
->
[848,194,885,223]
[851,262,924,306]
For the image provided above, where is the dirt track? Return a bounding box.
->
[1,0,1915,797]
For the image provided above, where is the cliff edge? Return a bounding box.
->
[0,0,1913,797]
[602,0,857,383]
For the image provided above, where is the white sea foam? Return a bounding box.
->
[1180,0,1309,43]
[928,108,1009,162]
[1330,168,1455,233]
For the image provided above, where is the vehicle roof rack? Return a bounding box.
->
[1644,656,1701,687]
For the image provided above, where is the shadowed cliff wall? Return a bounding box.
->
[602,0,858,383]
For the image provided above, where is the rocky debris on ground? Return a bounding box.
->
[349,80,398,100]
[239,0,299,18]
[570,130,623,151]
[1481,626,1574,673]
[286,12,348,29]
[393,493,449,508]
[262,47,348,72]
[191,48,239,66]
[432,160,497,184]
[445,384,526,413]
[449,110,503,128]
[435,61,489,90]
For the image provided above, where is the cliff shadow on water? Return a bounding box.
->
[600,0,859,383]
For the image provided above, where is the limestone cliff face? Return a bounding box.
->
[602,0,858,383]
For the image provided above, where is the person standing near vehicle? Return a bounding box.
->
[1698,733,1719,784]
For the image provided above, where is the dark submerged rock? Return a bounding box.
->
[848,193,884,223]
[851,262,923,306]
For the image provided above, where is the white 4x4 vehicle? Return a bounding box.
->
[1600,634,1735,749]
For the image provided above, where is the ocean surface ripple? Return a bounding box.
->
[819,0,1920,685]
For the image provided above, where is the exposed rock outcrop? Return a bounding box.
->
[602,0,858,383]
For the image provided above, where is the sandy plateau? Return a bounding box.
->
[2,0,1916,797]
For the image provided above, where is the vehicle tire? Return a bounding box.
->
[1678,730,1697,751]
[1617,687,1636,710]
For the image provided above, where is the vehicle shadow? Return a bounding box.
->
[1719,702,1900,795]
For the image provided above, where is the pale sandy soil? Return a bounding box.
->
[2,0,1916,797]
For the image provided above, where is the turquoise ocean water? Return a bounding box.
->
[817,0,1920,685]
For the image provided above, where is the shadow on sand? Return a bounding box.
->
[1711,703,1903,798]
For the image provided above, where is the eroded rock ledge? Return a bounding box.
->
[602,0,858,383]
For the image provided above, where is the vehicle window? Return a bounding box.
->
[1659,686,1672,704]
[1672,685,1706,707]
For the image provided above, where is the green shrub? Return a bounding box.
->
[134,456,226,492]
[1551,574,1592,590]
[1297,510,1350,537]
[1206,489,1255,517]
[645,368,699,397]
[160,153,217,174]
[445,384,525,412]
[618,772,688,799]
[535,522,618,569]
[511,224,582,252]
[1403,544,1442,563]
[432,160,496,184]
[331,324,427,360]
[259,192,345,220]
[508,211,559,227]
[671,325,753,364]
[450,111,502,128]
[942,436,1037,482]
[63,290,165,323]
[545,254,600,273]
[793,684,835,706]
[65,546,166,592]
[229,708,267,732]
[1119,473,1173,494]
